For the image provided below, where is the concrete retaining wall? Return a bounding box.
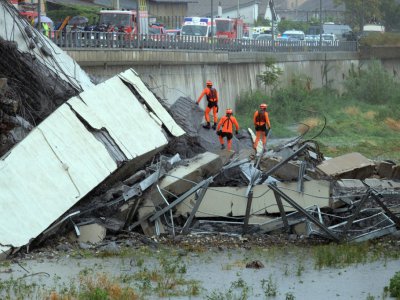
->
[67,48,400,113]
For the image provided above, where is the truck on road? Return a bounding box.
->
[98,9,149,34]
[215,18,244,39]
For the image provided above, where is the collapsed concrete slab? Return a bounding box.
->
[334,179,400,194]
[317,152,375,179]
[118,71,185,138]
[0,1,95,156]
[176,180,331,218]
[168,97,251,156]
[0,2,93,91]
[0,69,184,257]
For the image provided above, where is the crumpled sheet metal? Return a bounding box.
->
[0,69,183,256]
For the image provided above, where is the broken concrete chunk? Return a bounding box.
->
[77,223,107,244]
[259,156,300,180]
[151,152,222,207]
[377,160,395,179]
[138,198,165,236]
[392,165,400,180]
[317,152,375,179]
[334,179,400,194]
[293,221,308,235]
[175,187,235,218]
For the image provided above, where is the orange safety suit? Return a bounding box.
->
[197,87,219,124]
[217,115,239,151]
[253,109,271,150]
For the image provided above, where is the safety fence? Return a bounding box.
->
[51,31,359,53]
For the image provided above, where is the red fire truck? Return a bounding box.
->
[98,9,149,34]
[215,18,244,39]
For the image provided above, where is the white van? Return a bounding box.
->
[321,33,337,45]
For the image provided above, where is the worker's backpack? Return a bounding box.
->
[207,87,217,102]
[256,110,266,124]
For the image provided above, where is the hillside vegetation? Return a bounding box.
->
[236,60,400,162]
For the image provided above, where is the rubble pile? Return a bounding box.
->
[1,0,400,261]
[25,97,400,254]
[2,83,400,259]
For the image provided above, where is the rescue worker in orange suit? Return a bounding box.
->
[217,108,239,150]
[196,80,219,130]
[253,103,271,152]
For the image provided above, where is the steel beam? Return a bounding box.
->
[268,183,339,241]
[149,177,213,222]
[181,181,211,234]
[243,190,253,234]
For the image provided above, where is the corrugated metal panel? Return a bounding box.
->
[119,69,186,137]
[0,69,181,254]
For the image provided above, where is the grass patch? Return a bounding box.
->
[261,275,278,297]
[235,62,400,163]
[359,32,400,47]
[206,277,252,299]
[313,242,400,269]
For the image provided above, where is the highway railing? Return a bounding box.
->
[51,31,358,52]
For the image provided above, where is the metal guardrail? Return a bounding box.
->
[51,31,358,52]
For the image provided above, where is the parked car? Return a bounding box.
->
[282,30,305,41]
[165,29,181,36]
[256,33,273,41]
[148,25,167,42]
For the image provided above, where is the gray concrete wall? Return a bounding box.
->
[67,49,400,113]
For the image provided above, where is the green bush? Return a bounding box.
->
[235,59,400,161]
[236,74,341,136]
[359,32,400,46]
[343,60,400,105]
[388,271,400,298]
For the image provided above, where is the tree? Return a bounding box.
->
[333,0,383,31]
[254,16,271,27]
[257,58,283,95]
[380,0,400,31]
[277,20,309,34]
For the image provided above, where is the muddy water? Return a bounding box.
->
[1,248,399,299]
